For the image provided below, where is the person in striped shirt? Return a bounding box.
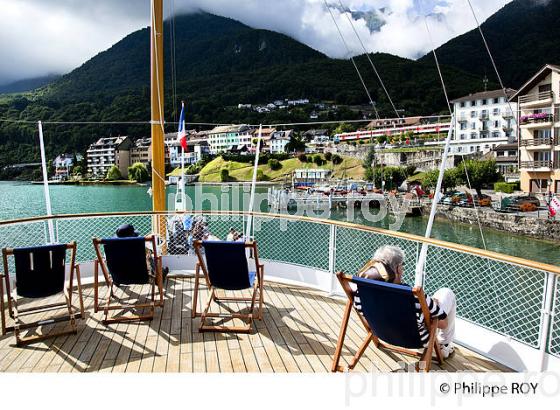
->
[353,245,456,359]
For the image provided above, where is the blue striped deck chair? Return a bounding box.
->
[192,240,264,333]
[93,235,163,324]
[1,242,85,346]
[332,271,444,372]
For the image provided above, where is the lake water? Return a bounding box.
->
[0,181,559,265]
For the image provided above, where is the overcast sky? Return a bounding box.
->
[0,0,514,85]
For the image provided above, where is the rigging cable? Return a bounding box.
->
[465,0,517,125]
[323,0,379,119]
[168,0,178,123]
[337,0,401,118]
[424,16,511,336]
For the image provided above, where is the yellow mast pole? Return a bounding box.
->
[150,0,165,214]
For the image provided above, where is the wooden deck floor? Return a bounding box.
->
[0,277,510,373]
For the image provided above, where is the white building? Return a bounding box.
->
[86,136,132,178]
[450,89,517,155]
[53,153,83,181]
[267,130,293,154]
[207,125,253,154]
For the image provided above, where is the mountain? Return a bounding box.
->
[0,12,486,173]
[420,0,560,88]
[0,74,60,94]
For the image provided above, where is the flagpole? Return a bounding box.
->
[38,121,55,243]
[180,117,186,211]
[414,114,454,287]
[246,124,263,239]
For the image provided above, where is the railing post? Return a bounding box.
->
[538,271,556,371]
[328,224,337,295]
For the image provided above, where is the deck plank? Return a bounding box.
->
[0,280,508,373]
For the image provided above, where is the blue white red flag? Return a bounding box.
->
[177,102,187,150]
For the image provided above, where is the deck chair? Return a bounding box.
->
[331,272,444,372]
[1,242,85,346]
[192,240,264,333]
[93,235,164,324]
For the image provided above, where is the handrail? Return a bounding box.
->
[519,90,554,104]
[1,210,560,275]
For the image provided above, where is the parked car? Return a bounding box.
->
[472,194,492,207]
[500,195,540,212]
[440,191,462,205]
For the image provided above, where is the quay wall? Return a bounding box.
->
[424,204,560,242]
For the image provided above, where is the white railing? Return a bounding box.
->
[0,211,559,371]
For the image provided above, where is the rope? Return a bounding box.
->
[323,0,379,119]
[0,115,454,132]
[424,18,452,116]
[465,0,517,126]
[337,0,400,118]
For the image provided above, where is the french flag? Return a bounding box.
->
[177,101,187,151]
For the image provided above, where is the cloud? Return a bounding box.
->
[0,0,513,85]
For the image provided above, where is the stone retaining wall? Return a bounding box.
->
[423,204,560,241]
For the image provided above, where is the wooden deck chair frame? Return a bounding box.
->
[192,240,264,334]
[0,242,85,347]
[93,235,164,325]
[331,272,444,373]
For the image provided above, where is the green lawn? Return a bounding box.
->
[198,155,365,182]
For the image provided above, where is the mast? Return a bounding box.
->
[150,0,165,213]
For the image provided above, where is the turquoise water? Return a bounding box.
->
[0,181,559,265]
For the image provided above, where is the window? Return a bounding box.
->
[494,120,500,128]
[508,150,517,156]
[460,123,467,130]
[470,146,475,152]
[493,108,500,116]
[492,132,501,139]
[497,151,504,157]
[470,111,476,118]
[471,133,477,139]
[457,146,462,153]
[460,102,465,108]
[534,151,551,161]
[471,122,476,130]
[539,84,552,93]
[534,129,552,139]
[530,179,548,193]
[493,98,500,104]
[460,133,466,140]
[482,99,487,105]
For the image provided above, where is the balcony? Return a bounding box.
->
[518,90,554,108]
[520,160,553,170]
[502,110,515,119]
[520,138,553,149]
[520,113,554,128]
[458,116,468,123]
[478,112,490,120]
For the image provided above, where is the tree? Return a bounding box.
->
[73,165,83,176]
[324,151,332,161]
[405,165,417,177]
[362,146,376,169]
[220,168,230,182]
[128,162,150,182]
[333,122,354,135]
[313,155,324,166]
[423,167,462,192]
[106,165,122,181]
[268,158,282,170]
[332,154,343,165]
[285,135,306,153]
[458,159,500,197]
[298,153,307,162]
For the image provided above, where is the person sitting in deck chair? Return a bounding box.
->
[355,245,456,358]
